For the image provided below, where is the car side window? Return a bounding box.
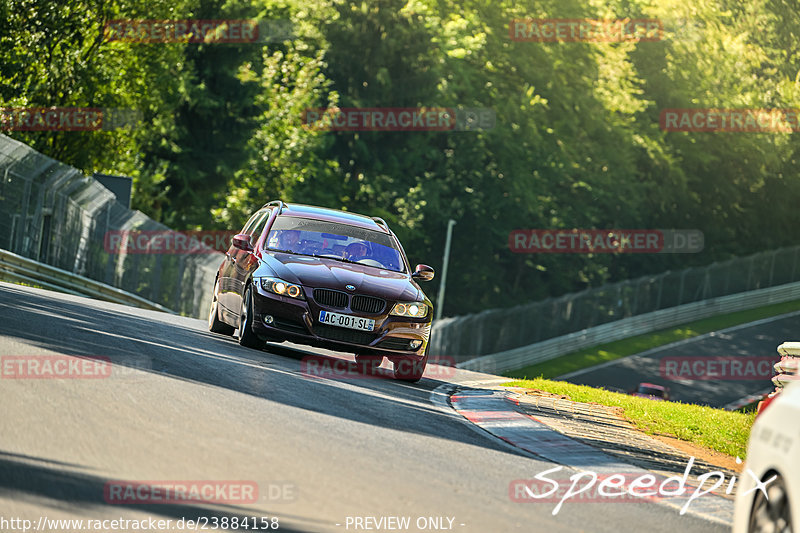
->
[249,208,272,242]
[240,210,264,235]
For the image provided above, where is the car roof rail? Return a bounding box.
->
[263,200,286,213]
[371,217,391,233]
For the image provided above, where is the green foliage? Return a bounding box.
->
[4,0,800,314]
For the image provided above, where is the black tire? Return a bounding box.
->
[393,348,428,383]
[237,284,264,349]
[208,279,235,335]
[748,473,792,533]
[355,354,383,375]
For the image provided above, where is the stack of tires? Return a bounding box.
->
[758,341,800,413]
[774,342,800,389]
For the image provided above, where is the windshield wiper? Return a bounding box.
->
[309,253,364,266]
[312,252,343,260]
[269,248,346,261]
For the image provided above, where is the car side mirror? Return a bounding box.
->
[232,233,253,252]
[412,264,435,281]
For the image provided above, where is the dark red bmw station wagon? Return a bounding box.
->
[208,201,436,382]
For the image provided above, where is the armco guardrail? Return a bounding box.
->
[0,133,222,317]
[459,281,800,373]
[431,245,800,363]
[0,248,174,313]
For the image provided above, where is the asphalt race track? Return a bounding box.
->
[0,282,727,532]
[561,312,800,408]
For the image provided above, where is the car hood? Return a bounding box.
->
[257,252,421,301]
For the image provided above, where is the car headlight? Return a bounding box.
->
[259,277,305,299]
[390,302,429,318]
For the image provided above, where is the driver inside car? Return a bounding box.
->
[344,241,369,261]
[268,229,302,252]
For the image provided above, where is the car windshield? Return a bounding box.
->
[265,216,406,273]
[637,385,665,397]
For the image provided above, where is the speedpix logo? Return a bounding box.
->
[510,473,654,508]
[511,458,776,516]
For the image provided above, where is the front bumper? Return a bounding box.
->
[250,284,431,360]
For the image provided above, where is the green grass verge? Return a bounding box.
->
[505,299,800,380]
[503,377,756,458]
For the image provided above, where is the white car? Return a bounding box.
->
[733,381,799,533]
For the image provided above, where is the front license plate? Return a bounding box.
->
[319,310,375,332]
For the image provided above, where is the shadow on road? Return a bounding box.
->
[0,284,520,459]
[0,451,315,531]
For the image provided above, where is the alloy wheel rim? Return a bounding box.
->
[751,479,792,533]
[240,289,249,337]
[208,282,219,326]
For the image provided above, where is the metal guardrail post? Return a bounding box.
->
[768,250,776,287]
[655,273,664,310]
[723,262,731,294]
[677,270,686,306]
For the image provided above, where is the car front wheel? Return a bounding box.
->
[237,285,264,349]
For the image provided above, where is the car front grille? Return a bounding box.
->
[313,288,348,308]
[314,325,377,346]
[351,295,386,314]
[313,288,386,314]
